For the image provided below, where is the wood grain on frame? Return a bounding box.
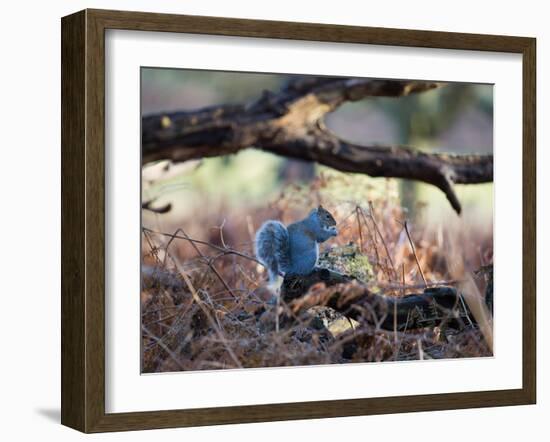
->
[61,8,536,433]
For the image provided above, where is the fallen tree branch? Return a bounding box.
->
[142,76,493,213]
[282,268,474,331]
[142,199,172,214]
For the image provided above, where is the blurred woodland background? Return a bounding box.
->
[140,69,494,373]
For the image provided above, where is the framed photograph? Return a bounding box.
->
[61,9,536,433]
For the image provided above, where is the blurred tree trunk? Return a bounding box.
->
[278,158,316,185]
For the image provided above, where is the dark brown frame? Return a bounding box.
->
[61,8,536,433]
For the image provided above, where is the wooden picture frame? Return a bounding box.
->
[61,8,536,433]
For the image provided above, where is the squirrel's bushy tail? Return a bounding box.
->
[255,220,290,285]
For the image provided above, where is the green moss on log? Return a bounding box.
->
[318,242,374,282]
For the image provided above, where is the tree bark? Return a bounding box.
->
[282,268,473,331]
[142,77,493,214]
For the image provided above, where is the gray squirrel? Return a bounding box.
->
[255,206,338,284]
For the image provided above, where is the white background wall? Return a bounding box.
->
[0,1,546,440]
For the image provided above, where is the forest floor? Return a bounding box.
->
[140,175,493,373]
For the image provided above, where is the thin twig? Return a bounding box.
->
[142,324,186,371]
[214,218,228,249]
[161,227,238,299]
[142,229,162,265]
[358,204,396,281]
[367,202,397,274]
[373,279,460,291]
[356,206,364,253]
[143,227,263,266]
[403,220,428,287]
[395,309,412,359]
[360,210,380,266]
[176,261,243,369]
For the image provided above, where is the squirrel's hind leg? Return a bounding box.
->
[265,279,282,333]
[266,273,283,303]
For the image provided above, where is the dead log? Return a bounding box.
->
[282,268,473,331]
[142,77,493,214]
